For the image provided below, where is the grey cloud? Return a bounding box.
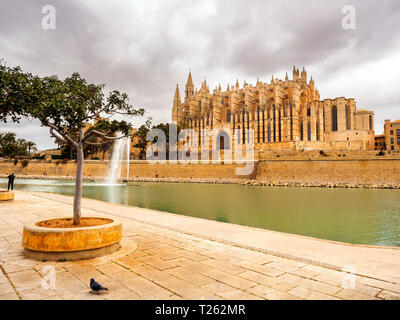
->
[1,0,399,148]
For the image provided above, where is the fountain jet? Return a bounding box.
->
[107,134,130,184]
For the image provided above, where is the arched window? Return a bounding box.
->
[217,131,230,150]
[369,115,373,130]
[267,124,271,142]
[199,101,202,112]
[345,105,350,130]
[300,120,304,140]
[307,122,311,141]
[307,108,311,116]
[257,108,260,143]
[227,110,231,123]
[247,112,250,143]
[332,106,338,132]
[262,110,265,142]
[219,135,225,150]
[273,105,276,142]
[242,111,246,144]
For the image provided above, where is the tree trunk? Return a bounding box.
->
[73,143,84,225]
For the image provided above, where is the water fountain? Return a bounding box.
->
[107,135,130,184]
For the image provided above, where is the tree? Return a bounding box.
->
[25,141,38,156]
[151,121,189,160]
[0,131,36,158]
[0,63,144,224]
[132,117,152,160]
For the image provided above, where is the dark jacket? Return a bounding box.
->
[8,174,15,183]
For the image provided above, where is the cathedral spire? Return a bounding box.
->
[173,84,181,107]
[172,84,182,124]
[293,66,300,81]
[301,67,307,82]
[185,70,194,98]
[187,69,194,86]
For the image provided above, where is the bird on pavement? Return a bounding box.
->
[90,278,108,293]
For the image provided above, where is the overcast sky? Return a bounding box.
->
[1,0,399,150]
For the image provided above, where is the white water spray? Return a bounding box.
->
[107,135,130,184]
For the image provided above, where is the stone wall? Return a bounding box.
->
[1,158,400,184]
[256,159,400,184]
[0,160,249,179]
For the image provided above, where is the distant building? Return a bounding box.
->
[384,119,400,151]
[172,67,375,151]
[374,135,386,151]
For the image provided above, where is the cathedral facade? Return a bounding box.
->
[172,67,375,152]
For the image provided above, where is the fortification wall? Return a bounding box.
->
[0,160,248,179]
[256,159,400,184]
[1,158,400,184]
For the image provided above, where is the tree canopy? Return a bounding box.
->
[0,131,37,158]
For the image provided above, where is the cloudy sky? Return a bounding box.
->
[1,0,399,150]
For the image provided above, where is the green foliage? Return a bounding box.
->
[132,117,152,159]
[132,119,190,160]
[0,131,37,158]
[21,159,29,167]
[31,154,45,160]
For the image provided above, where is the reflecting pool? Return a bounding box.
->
[1,178,399,246]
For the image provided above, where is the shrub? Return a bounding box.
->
[21,159,29,167]
[51,154,63,160]
[61,158,69,164]
[13,158,18,165]
[31,154,45,160]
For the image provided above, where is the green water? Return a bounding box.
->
[1,178,399,246]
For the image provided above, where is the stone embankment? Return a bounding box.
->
[2,174,400,189]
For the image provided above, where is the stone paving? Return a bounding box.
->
[0,191,399,300]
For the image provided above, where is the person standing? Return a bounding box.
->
[7,172,15,191]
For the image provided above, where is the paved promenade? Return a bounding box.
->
[0,191,399,300]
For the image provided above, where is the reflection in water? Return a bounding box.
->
[1,178,399,246]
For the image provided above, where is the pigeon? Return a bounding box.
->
[90,278,108,292]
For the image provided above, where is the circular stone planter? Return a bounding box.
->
[22,217,122,261]
[0,191,14,201]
